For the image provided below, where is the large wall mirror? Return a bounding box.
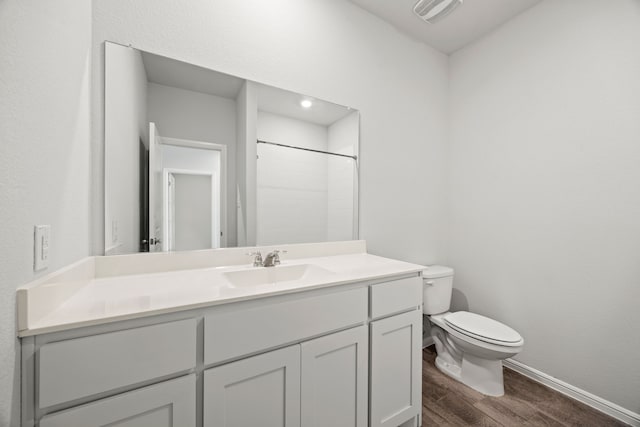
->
[104,42,359,255]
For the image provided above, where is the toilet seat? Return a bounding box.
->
[443,311,523,347]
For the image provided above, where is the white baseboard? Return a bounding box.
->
[504,359,640,427]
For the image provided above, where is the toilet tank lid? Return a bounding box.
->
[423,265,454,279]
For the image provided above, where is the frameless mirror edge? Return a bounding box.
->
[103,41,360,256]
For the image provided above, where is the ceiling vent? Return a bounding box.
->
[413,0,463,24]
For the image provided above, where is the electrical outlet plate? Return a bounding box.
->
[34,225,50,271]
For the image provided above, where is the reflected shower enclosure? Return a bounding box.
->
[256,109,358,245]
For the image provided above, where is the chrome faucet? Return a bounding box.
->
[263,250,286,267]
[247,249,287,267]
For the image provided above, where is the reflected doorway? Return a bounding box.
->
[152,134,227,252]
[165,171,217,251]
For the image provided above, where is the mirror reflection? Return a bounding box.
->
[104,42,359,255]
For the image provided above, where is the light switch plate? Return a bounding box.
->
[111,220,118,243]
[34,225,50,271]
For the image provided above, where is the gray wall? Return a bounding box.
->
[104,43,147,254]
[148,83,237,246]
[448,0,640,413]
[234,81,258,246]
[12,0,639,423]
[327,112,359,242]
[91,0,450,262]
[0,1,92,425]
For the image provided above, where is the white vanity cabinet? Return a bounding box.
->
[370,277,423,427]
[37,319,197,408]
[202,286,369,427]
[204,345,302,427]
[21,272,423,427]
[23,318,198,427]
[39,375,196,427]
[203,325,369,427]
[370,311,422,427]
[301,325,369,427]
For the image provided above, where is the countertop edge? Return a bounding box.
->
[18,267,423,337]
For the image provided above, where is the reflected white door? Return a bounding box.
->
[167,173,176,251]
[148,122,164,251]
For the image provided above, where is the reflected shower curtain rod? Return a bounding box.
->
[257,139,358,161]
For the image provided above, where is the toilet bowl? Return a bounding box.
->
[423,266,523,396]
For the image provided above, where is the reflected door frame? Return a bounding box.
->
[161,137,227,249]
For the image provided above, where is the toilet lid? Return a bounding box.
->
[444,311,523,346]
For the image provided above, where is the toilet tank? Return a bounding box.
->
[422,265,454,315]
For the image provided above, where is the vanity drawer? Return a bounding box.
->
[38,318,197,408]
[370,276,421,319]
[39,374,196,427]
[204,287,367,365]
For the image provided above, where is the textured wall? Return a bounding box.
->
[448,0,640,413]
[0,1,92,425]
[91,0,450,263]
[4,0,638,423]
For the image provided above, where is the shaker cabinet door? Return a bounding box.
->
[39,375,196,427]
[204,345,301,427]
[370,310,422,427]
[301,325,368,427]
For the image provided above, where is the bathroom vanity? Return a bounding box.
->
[17,241,425,427]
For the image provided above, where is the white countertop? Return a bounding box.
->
[17,242,426,336]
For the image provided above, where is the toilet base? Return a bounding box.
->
[435,353,505,396]
[435,354,462,380]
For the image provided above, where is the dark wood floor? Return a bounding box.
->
[422,346,629,426]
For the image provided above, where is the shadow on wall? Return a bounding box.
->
[451,288,470,312]
[10,336,20,427]
[423,288,470,344]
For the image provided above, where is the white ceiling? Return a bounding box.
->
[140,50,353,127]
[141,51,244,99]
[256,84,353,127]
[349,0,542,54]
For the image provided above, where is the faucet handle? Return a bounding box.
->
[246,251,263,267]
[272,249,287,265]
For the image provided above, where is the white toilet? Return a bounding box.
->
[423,266,524,396]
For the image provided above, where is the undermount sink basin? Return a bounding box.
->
[223,264,333,288]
